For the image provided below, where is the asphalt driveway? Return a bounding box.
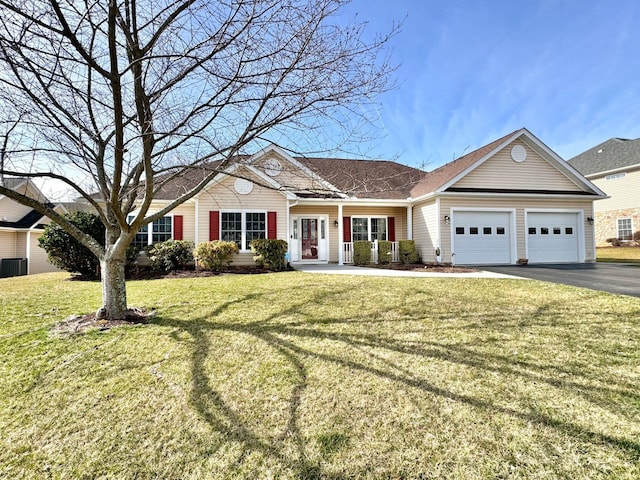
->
[481,263,640,297]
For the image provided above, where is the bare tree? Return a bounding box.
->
[0,0,396,320]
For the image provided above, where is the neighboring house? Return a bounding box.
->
[568,137,640,246]
[0,178,65,276]
[117,128,605,266]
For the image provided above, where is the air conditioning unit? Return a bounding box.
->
[0,258,28,278]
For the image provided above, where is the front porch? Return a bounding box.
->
[342,240,400,264]
[287,202,411,265]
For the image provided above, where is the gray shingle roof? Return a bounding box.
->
[568,138,640,176]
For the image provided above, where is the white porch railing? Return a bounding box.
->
[342,241,399,264]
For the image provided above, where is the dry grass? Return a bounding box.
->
[1,272,639,479]
[597,246,640,263]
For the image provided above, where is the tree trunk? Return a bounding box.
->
[97,255,128,320]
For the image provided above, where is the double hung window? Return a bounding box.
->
[221,211,266,250]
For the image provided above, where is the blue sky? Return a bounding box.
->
[339,0,640,169]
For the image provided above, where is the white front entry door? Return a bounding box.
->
[290,216,328,262]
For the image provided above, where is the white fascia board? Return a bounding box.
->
[518,131,608,197]
[408,191,437,204]
[248,144,346,197]
[437,128,527,192]
[584,163,640,179]
[436,191,609,200]
[295,197,410,207]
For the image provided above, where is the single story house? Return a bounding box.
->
[129,128,606,266]
[0,178,65,276]
[568,137,640,245]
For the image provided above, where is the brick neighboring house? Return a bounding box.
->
[568,138,640,246]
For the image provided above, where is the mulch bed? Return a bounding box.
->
[363,263,477,273]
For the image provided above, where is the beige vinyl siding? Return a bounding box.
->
[343,206,407,241]
[453,140,583,192]
[412,199,438,263]
[196,170,288,265]
[439,197,595,263]
[28,231,61,274]
[0,231,18,258]
[591,168,640,212]
[170,204,196,242]
[15,231,27,258]
[256,154,328,192]
[0,197,34,223]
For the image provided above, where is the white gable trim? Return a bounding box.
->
[438,129,607,198]
[194,161,294,200]
[248,144,347,198]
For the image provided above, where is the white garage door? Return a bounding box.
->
[527,212,580,263]
[452,211,512,265]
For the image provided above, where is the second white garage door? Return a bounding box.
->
[527,212,580,263]
[452,211,513,265]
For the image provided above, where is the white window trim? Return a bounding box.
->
[128,213,175,250]
[617,217,633,241]
[350,216,388,242]
[220,209,268,252]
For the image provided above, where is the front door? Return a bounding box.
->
[301,218,318,259]
[290,215,328,262]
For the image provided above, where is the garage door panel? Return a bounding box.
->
[527,212,579,263]
[453,211,512,265]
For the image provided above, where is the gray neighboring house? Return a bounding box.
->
[568,138,640,245]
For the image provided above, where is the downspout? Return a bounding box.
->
[26,229,31,275]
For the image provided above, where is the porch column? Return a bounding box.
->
[407,205,413,240]
[338,203,344,265]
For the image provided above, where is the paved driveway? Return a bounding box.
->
[481,263,640,297]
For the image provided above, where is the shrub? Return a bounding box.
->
[193,241,239,272]
[377,240,392,265]
[250,239,288,271]
[38,211,105,278]
[147,240,195,272]
[398,240,419,264]
[353,240,372,265]
[606,237,623,247]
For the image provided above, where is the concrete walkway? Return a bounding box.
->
[293,263,522,279]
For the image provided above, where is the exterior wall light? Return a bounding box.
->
[587,217,594,225]
[334,219,339,227]
[444,215,450,224]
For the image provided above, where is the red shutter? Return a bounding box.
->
[343,217,351,242]
[388,217,395,242]
[209,211,220,240]
[267,211,277,239]
[173,215,183,240]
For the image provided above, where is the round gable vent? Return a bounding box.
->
[510,145,527,163]
[264,158,282,176]
[234,178,253,195]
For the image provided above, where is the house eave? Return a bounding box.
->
[435,191,609,200]
[584,163,640,179]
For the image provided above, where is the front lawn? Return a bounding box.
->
[597,246,640,263]
[1,272,639,479]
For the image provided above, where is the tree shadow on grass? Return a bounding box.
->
[157,286,640,477]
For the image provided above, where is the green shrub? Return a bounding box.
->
[250,238,288,271]
[193,241,239,272]
[147,240,195,272]
[353,240,372,265]
[377,240,392,264]
[38,211,105,278]
[398,240,419,264]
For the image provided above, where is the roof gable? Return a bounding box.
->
[411,129,606,198]
[568,137,640,176]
